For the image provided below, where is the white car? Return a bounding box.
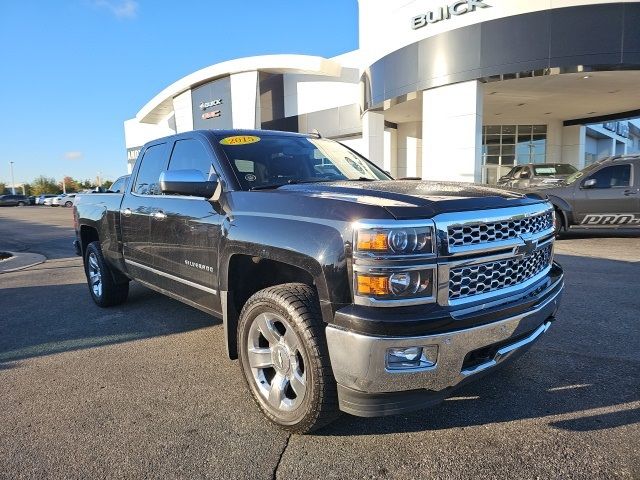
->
[51,194,77,207]
[35,194,56,205]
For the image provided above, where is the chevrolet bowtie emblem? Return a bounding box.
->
[514,239,538,258]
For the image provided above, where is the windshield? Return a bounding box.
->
[564,162,600,184]
[533,164,577,176]
[216,134,391,190]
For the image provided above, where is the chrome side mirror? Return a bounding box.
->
[582,178,597,189]
[159,169,219,198]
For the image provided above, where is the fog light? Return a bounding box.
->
[386,346,438,371]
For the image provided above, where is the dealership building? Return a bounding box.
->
[125,0,640,184]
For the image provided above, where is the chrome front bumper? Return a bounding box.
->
[326,281,562,396]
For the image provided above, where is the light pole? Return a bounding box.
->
[9,161,16,195]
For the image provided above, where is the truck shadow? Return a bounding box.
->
[0,282,219,365]
[318,351,639,435]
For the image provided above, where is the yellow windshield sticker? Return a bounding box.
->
[220,135,261,146]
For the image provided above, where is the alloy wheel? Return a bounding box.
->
[87,252,103,298]
[247,312,307,412]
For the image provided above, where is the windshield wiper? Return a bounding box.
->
[346,177,377,182]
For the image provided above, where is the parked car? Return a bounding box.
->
[53,194,77,207]
[27,196,36,205]
[74,129,563,433]
[0,194,29,206]
[538,154,640,234]
[43,196,57,206]
[36,194,57,205]
[497,163,577,189]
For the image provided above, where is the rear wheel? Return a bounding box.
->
[64,201,73,207]
[238,283,339,433]
[84,241,129,307]
[17,201,25,207]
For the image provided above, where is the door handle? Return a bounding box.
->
[623,190,638,196]
[122,208,132,217]
[152,210,167,221]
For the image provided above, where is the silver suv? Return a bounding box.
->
[498,163,577,189]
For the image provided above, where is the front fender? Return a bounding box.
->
[546,194,574,226]
[219,214,351,310]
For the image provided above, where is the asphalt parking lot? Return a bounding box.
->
[0,206,638,479]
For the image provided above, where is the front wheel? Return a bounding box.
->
[238,283,339,434]
[17,201,25,207]
[553,208,564,237]
[84,241,129,307]
[64,201,73,207]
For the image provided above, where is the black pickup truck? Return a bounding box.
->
[73,129,564,433]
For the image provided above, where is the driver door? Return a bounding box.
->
[146,136,224,313]
[573,162,638,225]
[513,166,532,189]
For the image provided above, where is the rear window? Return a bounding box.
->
[134,144,167,195]
[533,165,577,176]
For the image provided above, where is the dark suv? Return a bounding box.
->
[539,155,640,233]
[0,194,29,206]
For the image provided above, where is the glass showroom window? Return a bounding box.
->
[482,125,547,184]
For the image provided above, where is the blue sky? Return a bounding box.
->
[0,0,358,185]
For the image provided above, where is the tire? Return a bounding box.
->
[17,201,25,207]
[553,208,564,237]
[84,241,129,307]
[64,201,73,207]
[238,283,339,434]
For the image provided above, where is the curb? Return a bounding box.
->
[0,251,47,273]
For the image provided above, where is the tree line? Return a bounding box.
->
[1,176,113,196]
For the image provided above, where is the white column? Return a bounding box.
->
[545,120,563,164]
[362,111,385,168]
[561,125,586,169]
[383,128,396,174]
[422,80,483,183]
[396,122,421,178]
[173,90,194,133]
[230,71,259,129]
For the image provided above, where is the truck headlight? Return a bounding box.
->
[355,267,435,302]
[355,225,434,256]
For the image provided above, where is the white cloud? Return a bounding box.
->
[93,0,139,19]
[64,151,83,160]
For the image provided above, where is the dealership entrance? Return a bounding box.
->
[371,70,640,182]
[126,0,640,184]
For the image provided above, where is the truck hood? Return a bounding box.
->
[276,180,546,219]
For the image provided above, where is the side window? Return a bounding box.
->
[134,144,167,195]
[168,139,215,178]
[109,177,125,193]
[587,164,631,188]
[511,167,522,178]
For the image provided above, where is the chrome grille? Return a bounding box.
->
[449,244,553,300]
[448,211,553,249]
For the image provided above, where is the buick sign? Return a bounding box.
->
[200,99,223,111]
[412,0,491,30]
